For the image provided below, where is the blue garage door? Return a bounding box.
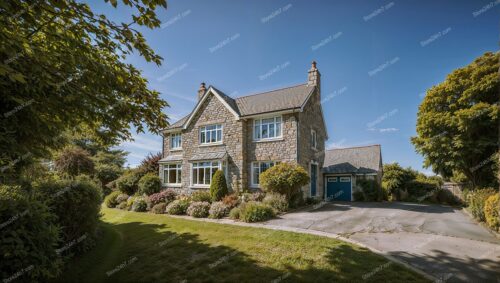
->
[326,176,352,201]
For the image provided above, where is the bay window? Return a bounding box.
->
[191,161,224,186]
[163,164,182,185]
[200,124,222,144]
[251,161,278,186]
[253,116,282,140]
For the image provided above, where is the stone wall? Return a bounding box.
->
[162,93,245,193]
[297,88,327,198]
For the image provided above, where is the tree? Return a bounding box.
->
[138,152,162,174]
[0,0,169,175]
[260,162,309,200]
[411,52,499,188]
[210,170,228,201]
[54,146,94,177]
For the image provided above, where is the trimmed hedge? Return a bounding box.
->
[260,162,309,201]
[484,194,499,231]
[0,185,62,281]
[240,201,275,223]
[210,170,228,201]
[137,173,162,196]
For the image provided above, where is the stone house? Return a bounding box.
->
[159,62,382,200]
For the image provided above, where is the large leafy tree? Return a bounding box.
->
[411,52,499,188]
[0,0,169,174]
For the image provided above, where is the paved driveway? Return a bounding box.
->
[264,202,500,282]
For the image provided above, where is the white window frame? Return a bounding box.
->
[170,133,182,150]
[253,116,283,141]
[311,129,317,149]
[199,124,223,145]
[251,161,279,187]
[163,163,182,186]
[190,160,224,187]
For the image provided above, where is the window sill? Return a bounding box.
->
[249,185,261,189]
[170,148,183,152]
[252,138,284,143]
[199,143,224,147]
[163,184,182,187]
[189,185,210,189]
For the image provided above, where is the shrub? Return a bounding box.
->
[305,197,321,205]
[358,179,383,201]
[222,193,240,208]
[260,162,309,201]
[210,170,229,201]
[229,207,241,220]
[484,194,499,231]
[0,185,62,281]
[187,201,210,218]
[116,193,129,203]
[151,203,167,214]
[104,191,122,208]
[149,189,177,206]
[137,173,162,196]
[240,201,275,222]
[263,193,288,213]
[469,188,497,221]
[131,196,148,212]
[289,190,304,209]
[36,176,102,254]
[191,190,212,203]
[166,199,191,215]
[117,201,128,210]
[241,192,266,202]
[138,152,162,174]
[436,188,461,205]
[209,201,229,219]
[94,163,122,188]
[353,191,365,201]
[116,169,144,195]
[54,146,95,176]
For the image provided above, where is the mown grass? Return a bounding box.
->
[53,206,429,282]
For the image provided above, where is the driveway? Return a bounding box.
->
[264,202,500,282]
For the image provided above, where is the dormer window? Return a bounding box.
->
[200,124,223,144]
[170,133,182,150]
[253,116,282,141]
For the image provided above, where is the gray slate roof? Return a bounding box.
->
[166,84,314,129]
[323,145,382,174]
[189,151,227,161]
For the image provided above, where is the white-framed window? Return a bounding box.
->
[253,116,282,140]
[311,129,317,149]
[340,177,351,182]
[163,164,182,184]
[191,161,223,186]
[170,133,182,149]
[199,124,222,144]
[251,161,279,186]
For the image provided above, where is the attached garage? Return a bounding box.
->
[322,145,382,201]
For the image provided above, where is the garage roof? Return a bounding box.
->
[323,145,382,174]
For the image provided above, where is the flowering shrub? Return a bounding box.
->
[209,201,229,219]
[116,193,129,204]
[117,202,128,210]
[240,201,275,223]
[263,193,288,213]
[151,203,167,214]
[229,207,241,220]
[187,201,210,218]
[191,190,212,203]
[241,192,265,202]
[166,199,191,215]
[222,193,240,208]
[104,191,121,208]
[149,189,177,206]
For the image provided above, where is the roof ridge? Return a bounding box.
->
[326,144,381,151]
[235,83,308,100]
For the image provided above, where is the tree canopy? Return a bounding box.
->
[0,0,169,174]
[411,52,499,188]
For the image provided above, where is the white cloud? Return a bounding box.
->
[120,134,162,153]
[379,128,399,133]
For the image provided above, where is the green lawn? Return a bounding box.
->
[54,207,428,283]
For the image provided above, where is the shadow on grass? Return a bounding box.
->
[53,219,428,283]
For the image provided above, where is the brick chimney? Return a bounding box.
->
[307,61,321,90]
[198,82,206,100]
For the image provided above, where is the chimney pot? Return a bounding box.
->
[198,82,206,100]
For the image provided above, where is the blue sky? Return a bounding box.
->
[89,0,499,173]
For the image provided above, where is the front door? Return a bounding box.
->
[310,164,317,196]
[326,176,352,201]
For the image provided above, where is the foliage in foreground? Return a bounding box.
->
[239,201,275,223]
[468,188,497,222]
[210,170,229,201]
[260,162,309,201]
[137,173,162,196]
[0,185,62,281]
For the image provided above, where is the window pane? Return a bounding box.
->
[204,168,210,184]
[164,170,168,183]
[206,131,211,143]
[198,168,204,184]
[269,123,275,137]
[216,129,221,141]
[177,167,182,183]
[169,169,177,183]
[276,121,281,136]
[263,118,274,124]
[200,132,205,143]
[262,124,268,138]
[253,166,260,184]
[193,168,198,184]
